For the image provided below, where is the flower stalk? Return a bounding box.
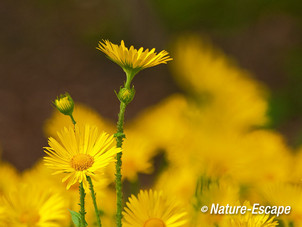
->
[97,39,172,227]
[87,176,102,227]
[115,98,127,227]
[115,70,137,227]
[65,100,87,227]
[79,182,87,227]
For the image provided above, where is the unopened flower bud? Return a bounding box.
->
[53,93,75,116]
[117,87,135,105]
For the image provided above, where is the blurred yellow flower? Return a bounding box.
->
[130,94,188,148]
[0,185,67,227]
[23,159,115,226]
[121,129,157,181]
[44,124,121,190]
[97,40,172,78]
[261,182,302,225]
[171,36,268,132]
[155,167,198,205]
[0,162,20,196]
[229,130,293,184]
[220,201,278,227]
[123,190,187,227]
[189,176,239,227]
[22,160,78,214]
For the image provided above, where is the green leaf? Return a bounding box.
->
[69,210,81,227]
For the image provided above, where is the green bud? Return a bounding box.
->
[117,87,135,104]
[53,93,75,116]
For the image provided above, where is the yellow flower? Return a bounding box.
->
[155,167,198,205]
[191,176,240,226]
[261,182,302,225]
[123,189,187,227]
[0,162,20,196]
[44,124,121,190]
[229,130,293,184]
[221,201,278,227]
[171,36,268,132]
[131,94,188,148]
[0,185,67,227]
[104,128,157,182]
[97,40,172,78]
[121,129,156,181]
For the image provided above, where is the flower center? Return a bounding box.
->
[71,154,94,171]
[19,211,40,225]
[144,218,166,227]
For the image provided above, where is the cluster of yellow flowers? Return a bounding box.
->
[0,36,301,227]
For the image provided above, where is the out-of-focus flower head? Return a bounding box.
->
[104,126,158,182]
[0,162,20,196]
[171,36,268,133]
[229,130,293,184]
[220,201,278,227]
[0,184,67,227]
[261,182,302,225]
[22,160,79,213]
[123,189,187,227]
[155,167,199,205]
[130,94,189,149]
[121,129,157,182]
[190,176,239,226]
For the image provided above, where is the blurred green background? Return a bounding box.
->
[0,0,302,170]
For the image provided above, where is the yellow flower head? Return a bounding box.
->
[121,129,156,181]
[53,93,75,116]
[0,185,67,227]
[261,182,302,224]
[97,40,172,79]
[123,189,187,227]
[222,201,278,227]
[171,36,268,132]
[0,162,20,196]
[44,124,121,190]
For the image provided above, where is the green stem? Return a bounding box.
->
[124,78,131,89]
[69,114,77,125]
[71,117,86,227]
[124,69,137,88]
[115,101,127,227]
[87,176,102,227]
[79,182,87,227]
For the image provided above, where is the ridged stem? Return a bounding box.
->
[87,176,102,227]
[79,182,87,227]
[115,101,126,227]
